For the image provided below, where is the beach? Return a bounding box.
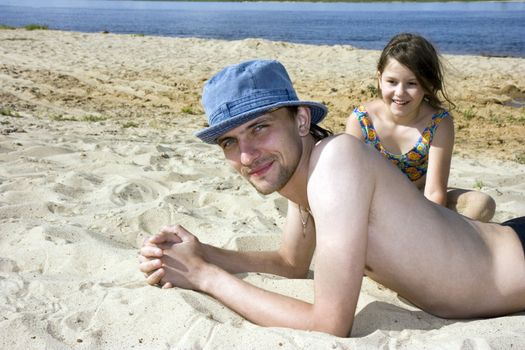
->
[0,29,524,349]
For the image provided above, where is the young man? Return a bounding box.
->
[139,60,525,337]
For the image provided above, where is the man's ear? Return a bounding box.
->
[296,106,311,137]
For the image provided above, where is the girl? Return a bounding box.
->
[346,33,495,222]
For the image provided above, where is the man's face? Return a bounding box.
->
[217,108,303,195]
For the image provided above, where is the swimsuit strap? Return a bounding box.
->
[353,106,379,146]
[423,110,449,145]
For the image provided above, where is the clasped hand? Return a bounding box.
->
[138,224,207,290]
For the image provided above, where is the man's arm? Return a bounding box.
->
[142,135,376,336]
[203,135,373,336]
[140,200,316,279]
[201,200,316,278]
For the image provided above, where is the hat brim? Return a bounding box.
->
[194,101,328,144]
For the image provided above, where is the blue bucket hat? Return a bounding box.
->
[195,59,328,144]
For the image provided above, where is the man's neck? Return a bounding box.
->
[278,135,316,208]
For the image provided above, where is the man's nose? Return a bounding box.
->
[239,141,260,166]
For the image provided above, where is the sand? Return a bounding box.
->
[0,29,524,349]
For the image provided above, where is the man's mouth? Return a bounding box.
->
[246,160,273,177]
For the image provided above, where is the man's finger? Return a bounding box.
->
[158,226,184,243]
[161,282,173,289]
[173,225,193,242]
[140,245,163,258]
[146,268,165,286]
[139,259,162,274]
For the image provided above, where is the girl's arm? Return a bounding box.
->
[424,116,455,205]
[345,109,366,141]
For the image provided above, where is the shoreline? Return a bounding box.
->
[4,26,525,59]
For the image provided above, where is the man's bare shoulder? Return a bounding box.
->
[308,134,379,182]
[313,134,369,161]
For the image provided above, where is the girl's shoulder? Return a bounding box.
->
[364,100,383,113]
[353,100,382,118]
[434,109,450,119]
[420,102,449,121]
[428,108,452,127]
[352,105,367,117]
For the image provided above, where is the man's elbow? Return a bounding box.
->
[310,320,352,338]
[284,265,310,279]
[276,251,311,279]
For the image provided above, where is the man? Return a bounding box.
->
[139,60,525,337]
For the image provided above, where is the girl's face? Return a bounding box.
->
[378,58,426,119]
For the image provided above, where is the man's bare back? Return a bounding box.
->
[314,135,525,317]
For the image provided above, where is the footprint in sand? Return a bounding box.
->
[226,235,281,252]
[110,180,160,206]
[0,257,20,273]
[29,224,87,245]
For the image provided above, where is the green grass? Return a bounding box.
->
[462,108,477,121]
[0,24,49,30]
[516,153,525,165]
[0,108,21,117]
[49,114,77,122]
[509,114,525,124]
[23,24,49,31]
[47,114,110,122]
[0,108,13,116]
[122,121,138,128]
[473,179,484,190]
[81,115,108,122]
[181,106,198,115]
[366,84,378,97]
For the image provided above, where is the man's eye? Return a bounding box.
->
[254,124,267,132]
[220,139,235,149]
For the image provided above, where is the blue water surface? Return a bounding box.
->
[0,0,524,57]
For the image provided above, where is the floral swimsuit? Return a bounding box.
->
[351,106,449,182]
